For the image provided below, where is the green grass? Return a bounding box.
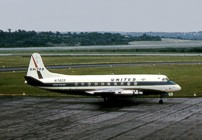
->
[1,55,202,68]
[0,64,202,97]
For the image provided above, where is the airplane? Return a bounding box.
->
[24,53,181,104]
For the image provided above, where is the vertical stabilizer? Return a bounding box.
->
[26,53,57,79]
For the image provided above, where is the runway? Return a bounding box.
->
[0,97,201,140]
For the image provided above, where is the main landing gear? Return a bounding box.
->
[159,99,163,104]
[102,96,113,102]
[103,96,108,102]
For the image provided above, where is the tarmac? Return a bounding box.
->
[0,97,201,140]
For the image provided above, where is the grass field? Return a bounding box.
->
[0,55,202,97]
[1,55,202,68]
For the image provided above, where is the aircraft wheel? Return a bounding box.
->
[159,99,163,104]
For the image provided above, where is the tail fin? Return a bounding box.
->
[26,53,56,79]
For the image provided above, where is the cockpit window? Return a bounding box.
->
[162,78,169,81]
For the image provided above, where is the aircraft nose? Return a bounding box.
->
[176,84,181,91]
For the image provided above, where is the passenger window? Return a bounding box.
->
[134,82,137,86]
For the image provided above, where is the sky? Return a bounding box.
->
[0,0,202,32]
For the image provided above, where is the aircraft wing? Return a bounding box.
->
[85,88,143,96]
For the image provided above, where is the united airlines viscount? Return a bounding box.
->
[24,53,181,104]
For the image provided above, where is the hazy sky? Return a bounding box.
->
[1,0,202,32]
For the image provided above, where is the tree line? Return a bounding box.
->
[0,30,161,47]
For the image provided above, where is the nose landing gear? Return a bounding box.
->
[159,94,167,104]
[159,99,163,104]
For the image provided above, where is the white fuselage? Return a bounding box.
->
[37,74,181,94]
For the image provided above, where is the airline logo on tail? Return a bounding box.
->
[29,68,44,71]
[31,55,44,79]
